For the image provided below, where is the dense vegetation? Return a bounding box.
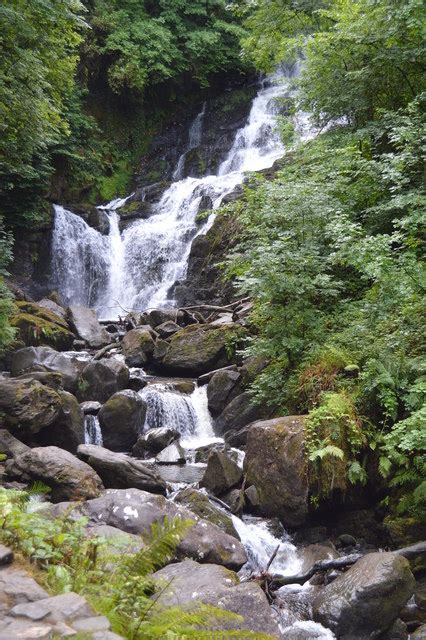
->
[225,0,425,525]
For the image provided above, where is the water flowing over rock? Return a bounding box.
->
[84,414,103,446]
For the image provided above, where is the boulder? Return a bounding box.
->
[214,391,269,436]
[67,305,111,348]
[200,450,243,496]
[37,298,67,320]
[299,544,339,574]
[121,328,155,367]
[78,358,129,403]
[174,488,238,537]
[10,346,84,393]
[224,423,253,448]
[0,378,61,434]
[152,560,281,637]
[98,390,146,451]
[14,371,64,391]
[77,444,166,495]
[86,524,144,554]
[207,368,242,416]
[10,591,94,624]
[7,446,103,501]
[36,391,84,453]
[0,429,30,459]
[243,416,309,527]
[0,565,49,606]
[155,320,181,339]
[10,301,75,349]
[156,323,245,375]
[313,552,416,639]
[155,441,186,465]
[132,427,179,457]
[413,625,426,639]
[198,364,239,385]
[194,442,238,464]
[49,488,247,569]
[146,308,182,328]
[80,401,101,415]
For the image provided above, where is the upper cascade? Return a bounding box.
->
[50,64,310,319]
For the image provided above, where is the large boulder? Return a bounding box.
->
[77,444,166,495]
[7,446,103,501]
[78,358,129,403]
[243,416,309,527]
[174,488,238,537]
[132,427,179,457]
[155,323,245,375]
[98,390,146,451]
[200,449,243,496]
[121,328,155,367]
[207,368,242,416]
[36,391,84,453]
[10,301,75,349]
[67,305,111,348]
[0,429,30,459]
[152,560,281,637]
[10,346,84,393]
[213,392,268,436]
[49,488,247,570]
[313,552,415,639]
[37,298,67,320]
[0,378,61,434]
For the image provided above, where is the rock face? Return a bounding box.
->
[152,560,281,638]
[68,305,111,348]
[10,346,83,393]
[0,378,61,434]
[36,391,84,453]
[132,427,179,457]
[156,323,244,375]
[214,391,268,436]
[243,416,309,527]
[98,390,146,451]
[313,552,415,639]
[50,488,247,570]
[77,444,166,495]
[207,368,242,416]
[78,358,129,403]
[200,450,243,496]
[121,328,155,366]
[7,446,103,501]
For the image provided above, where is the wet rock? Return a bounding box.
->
[155,320,181,339]
[313,552,416,639]
[0,545,13,567]
[7,446,103,502]
[98,390,146,451]
[0,378,61,434]
[244,485,260,508]
[223,423,252,448]
[37,298,67,320]
[153,463,206,485]
[155,441,186,465]
[121,328,155,367]
[200,449,243,496]
[0,429,30,459]
[243,416,309,527]
[193,441,238,464]
[77,444,166,494]
[281,620,336,639]
[207,368,242,416]
[198,364,239,385]
[132,427,179,457]
[145,308,184,328]
[299,544,339,574]
[152,559,281,637]
[36,390,84,453]
[68,305,111,348]
[220,488,243,515]
[80,400,101,414]
[174,488,238,537]
[78,358,129,403]
[214,392,268,436]
[10,346,83,393]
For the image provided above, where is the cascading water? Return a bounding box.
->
[50,65,308,319]
[84,415,103,446]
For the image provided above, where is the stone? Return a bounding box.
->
[152,560,281,637]
[214,392,268,436]
[152,338,169,362]
[155,320,181,339]
[312,552,416,639]
[244,485,260,508]
[298,544,339,574]
[0,619,53,639]
[198,364,239,386]
[7,446,103,502]
[121,328,155,367]
[281,621,337,639]
[14,371,64,391]
[0,429,30,459]
[174,488,238,537]
[10,346,84,393]
[155,441,186,465]
[10,301,75,350]
[86,524,144,554]
[80,401,102,415]
[0,566,49,605]
[156,323,245,375]
[413,625,426,639]
[37,298,67,320]
[207,368,242,416]
[0,378,61,434]
[146,308,181,328]
[244,416,309,527]
[223,423,252,448]
[77,444,166,494]
[72,616,110,633]
[98,390,146,451]
[78,358,129,403]
[67,305,111,348]
[11,592,93,623]
[200,449,243,496]
[0,545,13,566]
[132,427,179,457]
[36,391,84,453]
[193,442,238,464]
[220,488,243,515]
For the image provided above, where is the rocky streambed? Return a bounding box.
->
[1,297,426,640]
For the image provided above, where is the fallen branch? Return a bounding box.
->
[93,342,120,360]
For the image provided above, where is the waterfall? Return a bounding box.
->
[84,415,103,446]
[51,66,309,318]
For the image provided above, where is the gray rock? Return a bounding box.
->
[223,423,252,448]
[281,621,337,639]
[155,441,186,465]
[0,545,13,566]
[0,619,53,639]
[155,320,181,339]
[214,391,268,436]
[198,364,238,385]
[313,552,416,639]
[7,446,103,502]
[207,368,242,416]
[72,616,110,633]
[78,358,129,403]
[86,524,144,554]
[37,298,67,320]
[11,591,93,623]
[0,566,49,605]
[0,378,61,434]
[413,625,426,639]
[80,401,102,415]
[244,416,309,527]
[11,347,85,393]
[36,390,84,453]
[0,429,30,459]
[146,308,181,328]
[77,444,166,494]
[299,544,339,574]
[200,449,243,496]
[121,328,155,367]
[174,488,238,537]
[132,427,179,457]
[68,305,111,348]
[98,390,146,451]
[193,442,238,464]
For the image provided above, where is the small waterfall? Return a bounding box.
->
[173,102,207,180]
[84,415,103,446]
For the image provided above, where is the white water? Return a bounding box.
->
[51,65,308,318]
[84,415,103,446]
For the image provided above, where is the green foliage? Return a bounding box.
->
[0,219,16,349]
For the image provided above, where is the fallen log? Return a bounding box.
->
[93,342,119,361]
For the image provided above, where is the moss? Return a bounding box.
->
[10,302,74,349]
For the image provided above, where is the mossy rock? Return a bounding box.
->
[10,302,74,349]
[174,488,238,538]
